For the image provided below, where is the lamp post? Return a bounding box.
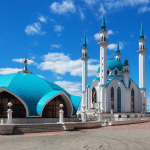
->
[7,102,13,124]
[59,104,64,123]
[82,105,86,122]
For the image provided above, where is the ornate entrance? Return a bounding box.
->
[42,95,67,118]
[0,91,26,118]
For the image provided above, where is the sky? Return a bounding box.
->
[0,0,150,111]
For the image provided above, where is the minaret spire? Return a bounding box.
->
[115,37,121,61]
[83,30,87,48]
[140,20,144,40]
[101,9,106,31]
[24,50,28,71]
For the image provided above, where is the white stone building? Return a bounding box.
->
[80,13,147,116]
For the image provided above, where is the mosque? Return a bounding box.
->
[0,55,81,119]
[80,13,147,117]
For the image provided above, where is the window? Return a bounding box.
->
[111,87,114,110]
[117,87,121,112]
[143,45,144,49]
[115,70,118,75]
[131,89,134,113]
[92,88,96,103]
[107,70,109,75]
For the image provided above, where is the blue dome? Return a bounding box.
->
[97,59,123,73]
[0,73,81,116]
[124,59,129,66]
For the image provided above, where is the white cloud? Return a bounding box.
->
[12,58,37,65]
[94,29,114,41]
[50,44,62,49]
[50,18,57,24]
[78,6,85,20]
[54,25,64,32]
[37,75,45,79]
[38,52,99,77]
[56,76,62,79]
[39,15,47,23]
[94,33,100,41]
[138,6,150,13]
[108,29,114,35]
[55,81,81,96]
[50,0,76,14]
[83,0,96,6]
[0,68,22,75]
[105,0,149,10]
[107,42,124,51]
[24,23,46,35]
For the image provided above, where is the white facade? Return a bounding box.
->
[79,16,147,115]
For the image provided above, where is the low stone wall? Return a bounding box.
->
[75,121,102,129]
[109,119,150,126]
[0,118,79,124]
[0,125,15,135]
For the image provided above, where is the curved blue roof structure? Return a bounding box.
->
[0,73,81,116]
[97,58,123,73]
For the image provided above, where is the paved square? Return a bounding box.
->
[1,122,150,150]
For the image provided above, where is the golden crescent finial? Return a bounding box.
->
[84,29,86,36]
[141,20,142,27]
[103,8,104,16]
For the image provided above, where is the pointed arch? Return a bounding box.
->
[117,87,121,112]
[92,87,96,103]
[111,87,114,110]
[131,89,134,112]
[0,87,29,117]
[115,70,118,75]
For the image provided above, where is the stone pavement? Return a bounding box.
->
[0,122,150,150]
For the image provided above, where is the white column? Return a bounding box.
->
[59,109,64,123]
[7,109,13,124]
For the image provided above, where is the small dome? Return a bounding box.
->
[97,59,123,73]
[124,59,129,66]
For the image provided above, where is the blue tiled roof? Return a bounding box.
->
[0,73,81,116]
[97,58,123,73]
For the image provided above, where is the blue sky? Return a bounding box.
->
[0,0,150,111]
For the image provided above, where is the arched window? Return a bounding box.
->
[143,45,144,49]
[111,87,114,110]
[42,95,67,118]
[117,87,121,112]
[0,91,26,118]
[107,70,109,75]
[115,70,118,75]
[131,89,134,113]
[141,45,142,49]
[102,36,103,41]
[104,37,106,41]
[92,87,96,103]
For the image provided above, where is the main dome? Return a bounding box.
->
[97,58,123,73]
[0,73,81,116]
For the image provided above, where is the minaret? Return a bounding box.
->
[137,21,147,113]
[123,56,130,88]
[98,10,109,86]
[137,21,147,89]
[81,31,89,122]
[115,38,121,61]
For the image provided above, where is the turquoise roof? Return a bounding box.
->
[83,34,87,48]
[97,59,123,73]
[101,15,106,31]
[140,26,144,40]
[0,73,81,116]
[116,42,120,54]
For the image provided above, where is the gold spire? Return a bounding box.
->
[117,37,119,43]
[141,20,143,27]
[103,8,104,16]
[24,50,28,71]
[84,29,86,36]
